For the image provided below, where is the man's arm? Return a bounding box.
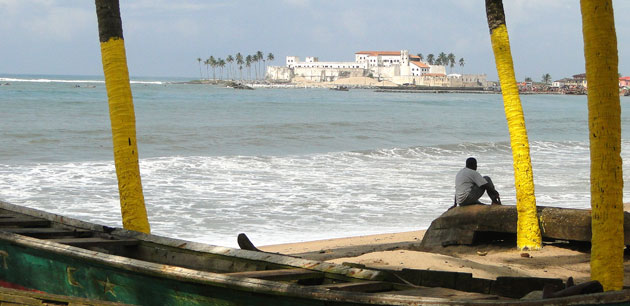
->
[480,182,501,204]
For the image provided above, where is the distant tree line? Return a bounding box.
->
[416,52,465,74]
[196,52,275,81]
[523,74,552,84]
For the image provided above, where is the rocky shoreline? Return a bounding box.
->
[176,78,600,95]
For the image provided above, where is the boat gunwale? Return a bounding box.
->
[0,200,383,280]
[0,228,454,305]
[3,230,629,306]
[1,200,629,305]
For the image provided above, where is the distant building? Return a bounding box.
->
[268,50,486,87]
[553,73,588,88]
[552,74,630,89]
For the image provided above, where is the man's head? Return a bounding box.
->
[466,157,477,170]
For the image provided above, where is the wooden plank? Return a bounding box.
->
[294,242,416,261]
[0,217,50,228]
[0,286,130,305]
[390,287,500,300]
[48,237,139,247]
[224,268,324,281]
[1,227,92,238]
[317,281,393,292]
[491,276,564,299]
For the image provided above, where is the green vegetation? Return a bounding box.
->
[421,52,464,74]
[197,51,274,81]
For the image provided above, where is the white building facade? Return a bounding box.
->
[268,50,486,87]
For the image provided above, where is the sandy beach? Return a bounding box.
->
[260,229,630,287]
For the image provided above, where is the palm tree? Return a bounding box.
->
[218,58,225,80]
[266,53,275,79]
[459,57,465,74]
[245,55,252,80]
[226,55,234,80]
[581,0,623,291]
[252,53,259,80]
[485,0,541,250]
[438,52,448,67]
[256,51,264,80]
[203,59,210,80]
[94,0,150,233]
[236,53,244,80]
[417,53,424,61]
[541,73,552,84]
[196,57,203,80]
[448,53,456,73]
[426,54,435,65]
[209,56,217,80]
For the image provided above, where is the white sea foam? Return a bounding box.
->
[0,77,163,85]
[0,140,620,247]
[0,77,103,83]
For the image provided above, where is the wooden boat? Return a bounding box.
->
[419,204,630,249]
[0,200,628,305]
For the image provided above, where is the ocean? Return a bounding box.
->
[1,74,628,248]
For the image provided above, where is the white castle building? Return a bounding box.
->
[267,50,487,87]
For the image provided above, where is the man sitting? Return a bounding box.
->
[454,157,501,206]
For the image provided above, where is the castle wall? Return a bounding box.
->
[292,67,365,82]
[266,66,293,82]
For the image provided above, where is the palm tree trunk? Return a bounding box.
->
[485,0,541,250]
[581,0,623,291]
[95,0,150,234]
[254,63,258,80]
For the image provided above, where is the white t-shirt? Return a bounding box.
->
[455,167,487,204]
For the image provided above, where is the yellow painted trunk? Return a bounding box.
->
[100,38,151,234]
[486,0,541,250]
[581,0,623,291]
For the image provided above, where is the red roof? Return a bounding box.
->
[355,51,402,56]
[411,61,429,68]
[619,76,630,81]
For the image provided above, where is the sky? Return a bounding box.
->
[1,0,629,81]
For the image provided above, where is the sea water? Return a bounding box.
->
[1,75,628,247]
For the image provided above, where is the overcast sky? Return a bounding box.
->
[1,0,629,81]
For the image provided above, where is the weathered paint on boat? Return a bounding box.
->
[0,200,628,305]
[0,285,128,305]
[0,231,405,305]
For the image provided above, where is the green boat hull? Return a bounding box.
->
[0,200,628,305]
[0,240,361,305]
